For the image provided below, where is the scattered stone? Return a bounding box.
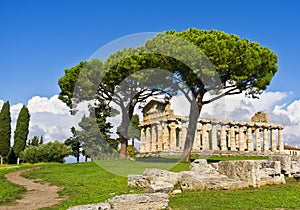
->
[190,159,217,173]
[171,189,182,194]
[68,193,169,210]
[149,181,174,193]
[68,202,111,210]
[143,168,182,185]
[108,193,169,210]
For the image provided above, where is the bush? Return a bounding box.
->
[20,140,72,163]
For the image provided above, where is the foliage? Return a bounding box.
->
[76,108,117,160]
[64,127,81,163]
[28,135,43,147]
[20,141,72,163]
[13,106,30,159]
[58,28,278,161]
[0,101,11,163]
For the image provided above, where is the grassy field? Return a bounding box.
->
[2,156,300,209]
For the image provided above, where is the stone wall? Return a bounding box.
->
[128,158,289,193]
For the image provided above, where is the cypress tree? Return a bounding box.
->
[13,105,30,164]
[0,101,11,164]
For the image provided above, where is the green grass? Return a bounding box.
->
[0,155,294,210]
[169,178,300,209]
[21,162,136,209]
[0,165,27,205]
[95,156,181,176]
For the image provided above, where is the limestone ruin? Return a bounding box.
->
[139,100,284,155]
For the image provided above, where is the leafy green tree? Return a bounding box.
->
[21,140,72,163]
[0,101,11,164]
[59,28,278,162]
[76,106,117,160]
[13,105,30,164]
[64,127,81,163]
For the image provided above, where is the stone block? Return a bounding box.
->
[190,159,216,173]
[217,160,260,187]
[128,174,144,187]
[143,168,182,185]
[108,193,169,210]
[149,181,174,193]
[269,155,291,175]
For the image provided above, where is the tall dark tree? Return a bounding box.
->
[0,101,11,164]
[13,105,30,164]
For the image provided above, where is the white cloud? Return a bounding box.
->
[27,96,70,114]
[3,90,300,148]
[0,100,4,110]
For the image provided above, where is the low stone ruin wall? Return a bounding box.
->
[128,158,288,193]
[269,155,300,176]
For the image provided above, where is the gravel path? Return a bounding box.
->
[0,167,64,210]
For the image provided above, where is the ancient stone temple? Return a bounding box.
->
[139,100,285,155]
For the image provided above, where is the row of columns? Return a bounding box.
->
[139,118,284,154]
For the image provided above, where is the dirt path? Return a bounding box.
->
[0,167,64,210]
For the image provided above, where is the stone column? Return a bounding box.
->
[202,123,209,150]
[230,126,236,151]
[220,125,227,151]
[235,133,239,150]
[255,128,261,151]
[157,124,163,151]
[270,129,276,152]
[170,123,177,151]
[211,124,218,150]
[151,125,157,152]
[239,127,245,151]
[179,123,187,150]
[278,128,284,152]
[140,127,146,153]
[263,128,269,151]
[163,124,170,150]
[247,127,254,151]
[146,127,151,152]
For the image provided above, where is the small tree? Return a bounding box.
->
[64,127,81,163]
[13,105,30,164]
[0,101,11,164]
[28,136,43,147]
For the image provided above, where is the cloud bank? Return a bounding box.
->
[0,91,299,147]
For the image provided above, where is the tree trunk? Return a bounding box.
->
[119,98,137,159]
[181,95,204,162]
[17,157,20,165]
[0,156,3,165]
[76,154,80,163]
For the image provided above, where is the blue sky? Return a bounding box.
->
[1,0,300,146]
[0,0,299,105]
